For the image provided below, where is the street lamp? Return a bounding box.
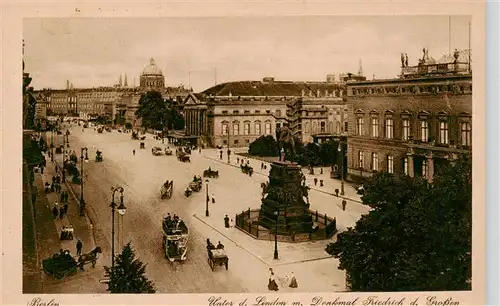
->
[273,209,279,260]
[227,126,231,164]
[337,143,345,196]
[50,129,54,162]
[79,147,89,216]
[110,186,126,272]
[205,179,210,217]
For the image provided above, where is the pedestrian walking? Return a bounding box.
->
[320,179,324,187]
[320,168,323,175]
[335,189,339,197]
[342,199,347,211]
[63,203,69,215]
[237,157,240,164]
[261,162,264,170]
[40,166,44,174]
[133,149,136,155]
[288,272,298,288]
[268,268,279,291]
[52,206,58,219]
[224,215,230,228]
[59,207,64,219]
[76,239,83,256]
[314,178,318,186]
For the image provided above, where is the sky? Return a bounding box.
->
[23,16,471,92]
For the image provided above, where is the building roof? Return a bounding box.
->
[200,79,344,97]
[142,58,163,76]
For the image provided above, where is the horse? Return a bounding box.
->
[77,246,102,271]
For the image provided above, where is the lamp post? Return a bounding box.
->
[227,126,231,164]
[50,129,54,162]
[273,209,279,260]
[61,136,66,182]
[205,179,210,217]
[110,186,126,272]
[337,143,345,196]
[79,147,89,216]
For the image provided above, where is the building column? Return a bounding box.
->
[407,154,414,178]
[427,153,434,182]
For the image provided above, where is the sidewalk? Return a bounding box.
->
[33,154,97,291]
[203,149,364,204]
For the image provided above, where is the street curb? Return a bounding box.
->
[202,155,364,204]
[192,213,269,266]
[192,213,333,268]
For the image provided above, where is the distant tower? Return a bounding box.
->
[119,74,123,87]
[66,80,70,89]
[124,74,128,87]
[70,83,74,89]
[133,77,136,88]
[358,59,364,76]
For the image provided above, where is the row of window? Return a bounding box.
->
[220,109,283,116]
[358,152,431,178]
[221,121,272,136]
[303,121,349,134]
[355,117,472,146]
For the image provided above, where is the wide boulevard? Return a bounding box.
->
[57,124,370,293]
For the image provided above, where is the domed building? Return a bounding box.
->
[140,58,165,89]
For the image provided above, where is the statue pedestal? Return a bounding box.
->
[258,161,313,235]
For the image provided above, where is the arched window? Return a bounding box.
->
[329,121,334,133]
[233,121,240,135]
[255,122,262,135]
[243,121,251,135]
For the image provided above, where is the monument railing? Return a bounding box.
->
[235,208,337,242]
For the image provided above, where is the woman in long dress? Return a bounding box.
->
[268,268,279,291]
[289,272,298,288]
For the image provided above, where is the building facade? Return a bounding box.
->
[346,49,472,182]
[184,77,347,147]
[36,58,190,126]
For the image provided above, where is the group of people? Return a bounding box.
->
[163,213,185,234]
[45,174,63,193]
[52,200,69,220]
[223,214,234,228]
[206,239,224,250]
[268,268,298,291]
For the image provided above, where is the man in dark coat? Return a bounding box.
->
[76,239,83,256]
[224,215,230,228]
[52,206,58,219]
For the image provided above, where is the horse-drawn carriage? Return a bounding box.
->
[131,131,139,140]
[160,180,174,200]
[140,136,146,141]
[97,127,103,134]
[165,148,173,155]
[152,146,163,156]
[176,149,191,162]
[203,167,219,178]
[185,176,202,197]
[206,239,228,271]
[140,142,145,149]
[240,164,254,176]
[162,216,189,262]
[95,150,103,162]
[42,247,102,279]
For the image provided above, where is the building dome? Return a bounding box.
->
[142,58,163,76]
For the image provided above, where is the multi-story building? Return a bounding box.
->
[36,58,190,126]
[184,77,347,147]
[346,49,472,182]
